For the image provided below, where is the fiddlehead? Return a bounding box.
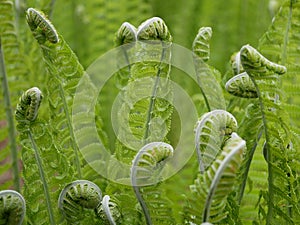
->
[194,109,238,173]
[225,72,258,98]
[26,8,59,44]
[26,7,84,178]
[15,87,43,125]
[114,22,137,90]
[183,132,245,224]
[0,190,26,225]
[115,22,137,47]
[192,27,225,111]
[240,44,286,76]
[131,142,174,225]
[58,180,102,224]
[192,27,212,62]
[240,45,298,224]
[16,87,73,225]
[96,195,122,225]
[115,17,173,165]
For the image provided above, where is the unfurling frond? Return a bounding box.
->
[0,190,26,225]
[58,180,102,224]
[225,72,258,98]
[194,109,238,172]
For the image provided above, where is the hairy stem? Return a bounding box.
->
[0,38,20,191]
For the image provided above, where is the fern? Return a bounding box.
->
[15,87,69,224]
[183,131,245,224]
[258,0,300,129]
[0,190,26,225]
[240,44,300,224]
[194,109,238,172]
[26,7,84,178]
[131,142,175,225]
[58,180,102,224]
[192,27,226,111]
[0,0,27,191]
[114,17,173,167]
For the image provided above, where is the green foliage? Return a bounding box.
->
[1,0,300,224]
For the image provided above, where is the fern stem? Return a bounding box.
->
[202,139,246,222]
[101,195,117,225]
[58,83,82,178]
[27,128,56,225]
[237,130,263,204]
[143,47,167,143]
[133,184,152,225]
[0,37,20,192]
[252,80,274,224]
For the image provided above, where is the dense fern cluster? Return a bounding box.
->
[1,0,300,224]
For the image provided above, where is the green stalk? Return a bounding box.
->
[252,80,274,225]
[143,47,166,143]
[27,128,55,225]
[0,37,20,192]
[202,140,245,222]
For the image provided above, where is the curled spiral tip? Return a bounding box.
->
[192,27,212,61]
[115,22,137,47]
[194,110,238,172]
[58,180,102,223]
[240,44,286,75]
[131,142,174,186]
[0,190,26,225]
[26,7,59,44]
[15,87,43,123]
[225,72,258,98]
[137,17,172,42]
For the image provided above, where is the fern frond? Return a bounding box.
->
[15,87,74,224]
[58,180,102,224]
[26,7,84,178]
[194,109,238,172]
[0,190,26,225]
[225,72,258,98]
[115,17,173,165]
[258,0,300,129]
[192,27,226,111]
[0,0,27,191]
[183,132,245,224]
[131,142,175,225]
[240,44,300,224]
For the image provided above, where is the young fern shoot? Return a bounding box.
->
[58,180,102,224]
[115,17,173,165]
[114,22,137,90]
[239,44,298,224]
[184,110,244,224]
[192,27,225,111]
[194,109,238,173]
[26,8,84,178]
[131,142,174,225]
[0,190,26,225]
[15,87,56,225]
[202,133,246,222]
